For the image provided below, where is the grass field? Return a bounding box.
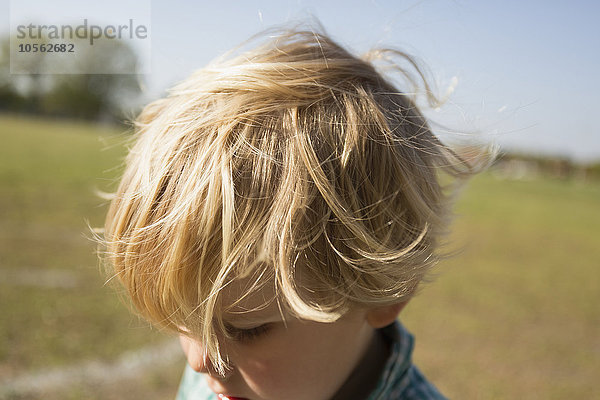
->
[0,114,598,399]
[0,114,184,399]
[403,166,600,398]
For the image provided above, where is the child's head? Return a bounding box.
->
[104,26,477,399]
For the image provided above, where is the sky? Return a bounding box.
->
[2,0,600,162]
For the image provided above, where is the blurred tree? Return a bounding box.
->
[0,35,52,113]
[41,37,144,122]
[0,38,30,112]
[0,32,143,123]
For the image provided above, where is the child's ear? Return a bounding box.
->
[365,301,409,329]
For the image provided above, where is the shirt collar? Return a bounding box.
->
[367,320,415,400]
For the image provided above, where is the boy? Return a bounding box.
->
[103,26,480,399]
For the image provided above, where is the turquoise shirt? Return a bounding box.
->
[176,321,447,400]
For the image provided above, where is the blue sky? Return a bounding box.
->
[3,0,600,162]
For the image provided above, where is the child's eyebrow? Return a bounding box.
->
[222,307,284,328]
[223,313,281,326]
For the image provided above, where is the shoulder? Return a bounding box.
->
[387,364,448,400]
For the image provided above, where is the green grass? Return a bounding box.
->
[1,114,598,398]
[0,114,182,399]
[403,173,600,399]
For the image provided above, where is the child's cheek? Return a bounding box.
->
[238,353,294,397]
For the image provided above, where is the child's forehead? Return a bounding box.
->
[219,276,284,323]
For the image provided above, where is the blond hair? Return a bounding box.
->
[103,26,483,374]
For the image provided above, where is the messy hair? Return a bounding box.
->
[103,26,484,374]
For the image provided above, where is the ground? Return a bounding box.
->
[0,114,598,399]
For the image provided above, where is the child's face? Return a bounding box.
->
[179,283,377,400]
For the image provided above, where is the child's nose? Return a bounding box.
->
[178,334,213,373]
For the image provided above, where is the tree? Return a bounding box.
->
[0,31,144,123]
